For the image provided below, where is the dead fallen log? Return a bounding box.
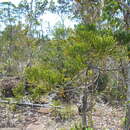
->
[0,99,64,108]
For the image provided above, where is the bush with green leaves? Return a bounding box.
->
[70,122,93,130]
[14,24,117,100]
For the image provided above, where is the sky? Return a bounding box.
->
[0,0,77,30]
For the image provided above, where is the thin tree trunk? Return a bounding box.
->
[123,0,130,129]
[125,63,130,129]
[81,88,88,128]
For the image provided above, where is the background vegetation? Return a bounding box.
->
[0,0,130,129]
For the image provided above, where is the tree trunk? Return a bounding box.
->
[81,88,88,128]
[124,0,130,129]
[125,63,130,129]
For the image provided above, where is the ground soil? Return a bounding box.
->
[0,101,125,130]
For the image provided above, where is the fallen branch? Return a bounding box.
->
[0,99,64,108]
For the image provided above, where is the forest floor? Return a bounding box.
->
[0,76,125,129]
[0,101,125,130]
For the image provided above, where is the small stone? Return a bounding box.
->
[39,98,49,104]
[26,124,45,130]
[37,108,52,114]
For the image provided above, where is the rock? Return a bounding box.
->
[25,117,37,122]
[39,98,49,104]
[26,123,45,130]
[37,108,52,114]
[35,97,49,104]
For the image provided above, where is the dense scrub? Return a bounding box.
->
[0,0,130,129]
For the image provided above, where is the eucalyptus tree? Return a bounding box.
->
[0,2,18,26]
[15,0,49,72]
[18,0,48,37]
[0,2,20,75]
[73,0,103,25]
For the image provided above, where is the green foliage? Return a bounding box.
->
[51,104,77,121]
[102,71,127,104]
[13,81,24,99]
[29,82,47,100]
[20,65,64,99]
[25,65,63,86]
[0,24,39,75]
[68,25,116,59]
[20,24,117,99]
[52,26,70,40]
[75,24,97,32]
[114,31,130,45]
[102,0,124,29]
[70,123,83,130]
[0,0,128,128]
[70,123,93,130]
